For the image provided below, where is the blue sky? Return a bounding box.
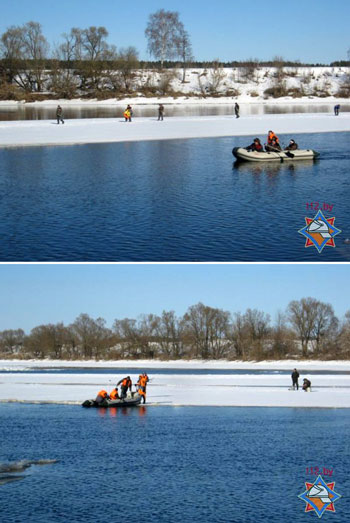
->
[0,264,349,332]
[1,0,349,63]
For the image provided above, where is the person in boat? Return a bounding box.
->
[109,387,119,400]
[266,130,281,151]
[117,376,132,398]
[285,139,298,151]
[95,389,109,404]
[246,138,263,152]
[302,378,311,392]
[291,368,300,390]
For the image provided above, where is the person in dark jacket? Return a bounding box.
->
[285,139,298,151]
[291,368,300,390]
[302,378,311,392]
[158,104,164,121]
[334,104,340,116]
[234,102,240,118]
[117,376,132,399]
[56,105,64,124]
[246,138,263,152]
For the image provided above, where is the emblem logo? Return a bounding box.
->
[298,474,341,518]
[299,210,341,253]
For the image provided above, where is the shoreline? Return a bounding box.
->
[1,112,350,148]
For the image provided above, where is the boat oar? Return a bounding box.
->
[265,144,285,162]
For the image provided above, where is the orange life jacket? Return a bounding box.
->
[268,132,279,145]
[98,390,108,398]
[122,378,131,388]
[110,389,119,400]
[124,110,130,118]
[138,387,146,398]
[139,376,148,387]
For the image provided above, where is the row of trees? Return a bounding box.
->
[0,10,193,98]
[1,298,349,361]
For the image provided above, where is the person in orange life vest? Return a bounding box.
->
[266,130,281,151]
[137,374,149,404]
[109,387,119,400]
[246,138,263,152]
[95,389,109,404]
[117,376,132,398]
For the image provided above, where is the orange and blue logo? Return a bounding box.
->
[298,475,341,518]
[298,210,341,253]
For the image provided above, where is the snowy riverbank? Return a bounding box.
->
[1,360,350,408]
[0,112,350,148]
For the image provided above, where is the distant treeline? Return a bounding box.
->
[1,298,349,361]
[1,18,349,101]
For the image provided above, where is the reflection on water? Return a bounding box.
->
[0,103,349,121]
[233,158,317,176]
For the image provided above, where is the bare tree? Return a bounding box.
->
[0,329,25,355]
[175,27,193,82]
[154,310,185,359]
[183,302,232,359]
[145,9,183,68]
[0,21,49,92]
[70,313,110,359]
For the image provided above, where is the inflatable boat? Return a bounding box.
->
[232,147,320,162]
[82,393,142,408]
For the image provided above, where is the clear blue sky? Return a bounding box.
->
[1,0,349,63]
[0,264,349,332]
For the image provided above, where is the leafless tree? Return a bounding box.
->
[70,313,111,360]
[0,329,25,355]
[0,21,49,92]
[183,302,232,359]
[175,27,193,82]
[145,9,183,68]
[154,310,185,359]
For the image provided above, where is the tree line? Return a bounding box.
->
[0,11,193,99]
[1,13,348,101]
[1,298,349,361]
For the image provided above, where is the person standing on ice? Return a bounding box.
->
[158,104,164,121]
[56,105,64,124]
[334,104,340,116]
[234,102,240,118]
[291,368,299,390]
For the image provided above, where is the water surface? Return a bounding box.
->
[0,404,349,522]
[0,132,349,261]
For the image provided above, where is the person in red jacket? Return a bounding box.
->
[117,376,132,399]
[246,138,263,152]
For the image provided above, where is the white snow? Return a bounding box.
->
[1,360,350,408]
[0,112,349,148]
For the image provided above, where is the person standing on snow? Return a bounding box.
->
[291,368,300,390]
[234,102,240,118]
[158,104,164,121]
[56,105,64,124]
[334,104,340,116]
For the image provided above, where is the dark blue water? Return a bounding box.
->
[0,405,349,522]
[1,367,348,376]
[1,132,349,261]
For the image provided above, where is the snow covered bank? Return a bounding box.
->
[0,112,349,148]
[1,360,350,408]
